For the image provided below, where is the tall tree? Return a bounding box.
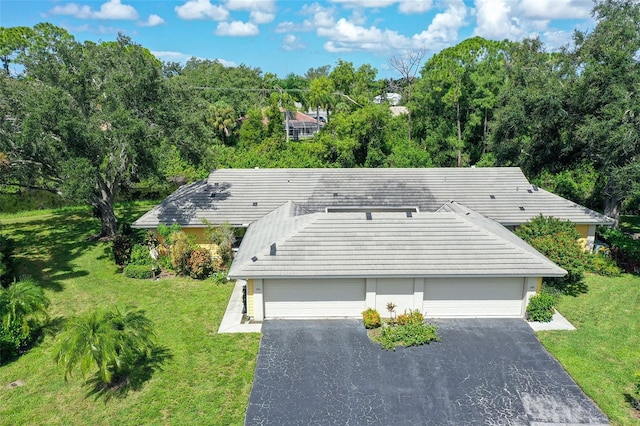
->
[572,0,640,217]
[0,28,164,238]
[389,49,425,142]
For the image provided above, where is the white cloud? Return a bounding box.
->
[473,0,524,40]
[139,14,165,27]
[282,34,306,51]
[541,29,574,49]
[50,0,138,20]
[250,11,275,24]
[216,21,259,36]
[519,0,591,20]
[51,3,93,19]
[224,0,276,23]
[329,0,432,14]
[318,18,409,53]
[93,0,138,20]
[412,0,467,49]
[276,3,336,33]
[398,0,433,14]
[175,0,229,21]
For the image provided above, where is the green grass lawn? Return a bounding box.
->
[538,274,640,426]
[0,204,260,425]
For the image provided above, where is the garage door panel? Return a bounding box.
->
[264,279,365,318]
[424,278,524,318]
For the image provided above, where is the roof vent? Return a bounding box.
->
[270,243,276,256]
[489,195,495,199]
[406,211,412,218]
[465,212,470,215]
[209,193,216,198]
[252,202,258,207]
[527,189,533,194]
[333,192,338,197]
[533,185,539,191]
[213,182,219,187]
[519,206,525,211]
[251,256,258,262]
[366,212,372,221]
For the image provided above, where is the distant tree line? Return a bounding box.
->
[0,0,638,237]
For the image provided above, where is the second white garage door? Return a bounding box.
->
[423,277,525,318]
[263,278,366,318]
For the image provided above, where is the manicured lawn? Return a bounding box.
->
[0,205,260,425]
[538,274,640,426]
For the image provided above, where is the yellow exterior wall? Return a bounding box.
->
[182,227,208,244]
[248,279,254,317]
[575,224,589,250]
[536,277,542,293]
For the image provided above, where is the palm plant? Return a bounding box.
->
[54,306,157,386]
[0,278,49,334]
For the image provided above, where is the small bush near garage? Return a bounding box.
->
[526,292,557,322]
[123,264,155,279]
[362,308,381,329]
[396,309,424,326]
[377,321,439,351]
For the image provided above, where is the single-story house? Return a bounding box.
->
[132,167,613,320]
[227,201,566,320]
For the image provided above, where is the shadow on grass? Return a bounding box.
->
[0,203,154,292]
[84,345,173,402]
[623,393,640,414]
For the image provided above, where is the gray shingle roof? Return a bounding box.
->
[228,202,567,280]
[133,168,613,228]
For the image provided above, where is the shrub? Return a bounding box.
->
[0,279,49,364]
[0,320,31,363]
[515,216,589,294]
[396,310,424,326]
[188,248,214,279]
[129,244,153,266]
[599,227,640,273]
[526,293,557,322]
[0,233,15,287]
[123,265,154,279]
[587,253,622,276]
[111,235,133,267]
[203,221,236,268]
[362,308,381,329]
[169,231,194,275]
[378,322,439,351]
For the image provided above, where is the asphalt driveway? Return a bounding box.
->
[245,319,608,426]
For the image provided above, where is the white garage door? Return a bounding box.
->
[263,278,366,318]
[423,278,525,318]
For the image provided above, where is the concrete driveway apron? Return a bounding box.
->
[246,318,608,426]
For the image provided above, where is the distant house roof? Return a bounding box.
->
[132,167,614,229]
[228,201,567,279]
[374,92,402,106]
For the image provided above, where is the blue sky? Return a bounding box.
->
[1,0,596,79]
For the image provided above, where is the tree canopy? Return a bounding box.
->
[2,0,639,222]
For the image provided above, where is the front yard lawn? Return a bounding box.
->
[0,205,260,425]
[538,273,640,426]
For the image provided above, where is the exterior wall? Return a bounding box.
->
[247,279,254,318]
[248,276,530,320]
[375,278,415,317]
[575,224,597,251]
[423,277,526,318]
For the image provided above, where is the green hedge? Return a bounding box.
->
[123,264,155,279]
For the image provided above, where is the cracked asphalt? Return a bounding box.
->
[245,319,609,426]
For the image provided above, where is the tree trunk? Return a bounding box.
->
[456,101,462,167]
[604,195,620,220]
[482,108,488,155]
[95,199,118,239]
[94,178,119,239]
